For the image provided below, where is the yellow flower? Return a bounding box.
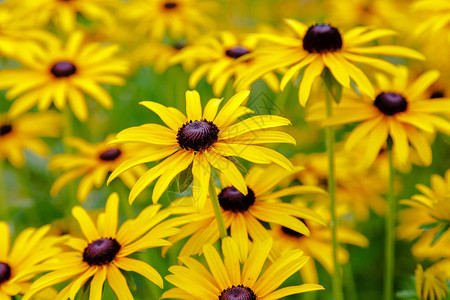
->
[8,0,119,32]
[0,111,61,168]
[23,193,181,300]
[323,66,450,167]
[49,135,147,203]
[162,164,326,261]
[171,31,279,96]
[269,202,369,283]
[415,264,449,300]
[162,237,324,300]
[0,31,129,122]
[108,90,295,206]
[237,18,424,106]
[122,0,218,40]
[0,222,63,299]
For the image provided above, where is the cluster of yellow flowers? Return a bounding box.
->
[1,0,450,299]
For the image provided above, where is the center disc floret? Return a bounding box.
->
[51,61,77,78]
[99,148,122,161]
[374,92,408,116]
[0,263,11,284]
[218,186,255,213]
[225,46,250,59]
[303,24,343,53]
[219,285,257,300]
[177,120,219,152]
[82,238,121,266]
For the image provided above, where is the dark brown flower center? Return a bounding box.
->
[218,186,255,213]
[430,91,444,99]
[219,285,257,300]
[51,61,77,78]
[99,148,122,161]
[281,218,308,238]
[164,2,177,9]
[0,263,11,284]
[374,92,408,116]
[225,46,251,59]
[0,124,12,136]
[177,120,219,152]
[82,238,121,266]
[303,24,343,53]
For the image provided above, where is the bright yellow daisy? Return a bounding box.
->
[162,164,326,261]
[162,237,324,300]
[6,0,119,32]
[171,31,279,96]
[0,111,61,168]
[415,264,449,300]
[49,135,147,203]
[122,0,218,40]
[269,202,369,283]
[0,31,129,122]
[23,193,182,300]
[322,66,450,167]
[108,90,295,206]
[237,18,424,106]
[0,222,63,300]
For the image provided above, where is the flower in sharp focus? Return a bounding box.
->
[6,0,120,32]
[322,66,450,167]
[122,0,218,40]
[269,202,369,283]
[162,237,324,300]
[0,222,63,299]
[49,135,147,203]
[0,31,129,122]
[415,264,449,300]
[108,90,295,206]
[162,164,326,261]
[171,31,280,96]
[0,111,61,168]
[23,193,182,300]
[237,18,424,106]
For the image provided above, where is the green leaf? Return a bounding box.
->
[431,224,450,246]
[177,163,193,193]
[322,68,342,104]
[78,278,92,300]
[419,221,440,232]
[122,270,137,291]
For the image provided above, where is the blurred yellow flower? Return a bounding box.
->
[49,135,147,203]
[237,19,424,106]
[108,90,295,206]
[0,32,129,122]
[415,264,448,300]
[0,111,61,168]
[162,237,324,300]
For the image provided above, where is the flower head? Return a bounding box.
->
[415,264,449,300]
[109,90,295,206]
[162,237,324,300]
[0,111,61,167]
[49,135,147,203]
[237,19,424,106]
[0,32,129,121]
[23,193,181,300]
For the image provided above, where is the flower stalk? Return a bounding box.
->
[209,175,228,239]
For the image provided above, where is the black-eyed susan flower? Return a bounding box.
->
[0,111,61,168]
[162,237,324,300]
[322,66,450,167]
[0,31,129,121]
[23,193,181,300]
[237,18,424,106]
[0,222,63,299]
[122,0,218,40]
[108,90,295,206]
[7,0,119,32]
[162,164,326,261]
[171,31,279,96]
[415,264,449,300]
[269,202,369,283]
[49,135,147,203]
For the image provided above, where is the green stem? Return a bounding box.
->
[0,159,7,220]
[343,252,358,300]
[62,108,77,220]
[383,142,395,300]
[325,90,343,300]
[209,176,228,239]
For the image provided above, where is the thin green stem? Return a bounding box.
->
[343,253,358,300]
[62,108,77,220]
[325,90,343,300]
[209,176,228,239]
[384,143,395,300]
[0,159,7,220]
